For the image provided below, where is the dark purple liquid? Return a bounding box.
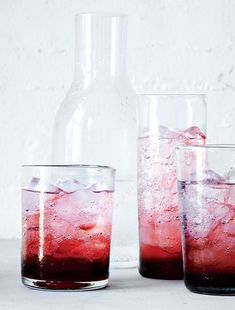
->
[139,244,183,280]
[22,255,109,290]
[185,271,235,295]
[139,257,183,280]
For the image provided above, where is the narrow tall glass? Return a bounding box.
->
[21,165,115,290]
[137,94,206,279]
[177,145,235,295]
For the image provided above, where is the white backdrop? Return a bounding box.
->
[1,0,235,238]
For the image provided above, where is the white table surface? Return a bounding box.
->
[0,239,234,310]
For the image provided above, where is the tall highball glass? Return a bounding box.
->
[138,94,206,279]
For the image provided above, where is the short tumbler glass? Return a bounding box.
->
[21,165,115,290]
[138,94,206,279]
[176,145,235,295]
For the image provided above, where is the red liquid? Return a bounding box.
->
[22,237,110,290]
[138,126,206,279]
[22,188,113,290]
[179,180,235,294]
[139,244,183,279]
[184,230,235,294]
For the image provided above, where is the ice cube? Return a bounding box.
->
[224,167,235,183]
[180,184,212,238]
[28,177,60,193]
[56,178,87,193]
[186,208,212,239]
[213,204,230,220]
[53,190,98,227]
[158,126,180,140]
[203,170,225,184]
[183,126,206,140]
[89,182,110,193]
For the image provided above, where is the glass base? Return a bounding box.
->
[186,284,235,296]
[22,277,108,291]
[185,271,235,295]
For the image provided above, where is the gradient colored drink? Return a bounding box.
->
[179,175,235,294]
[22,177,113,290]
[138,126,205,279]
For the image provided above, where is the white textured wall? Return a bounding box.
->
[1,0,235,238]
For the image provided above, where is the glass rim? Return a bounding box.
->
[22,164,116,172]
[75,12,127,18]
[137,93,206,97]
[176,144,235,151]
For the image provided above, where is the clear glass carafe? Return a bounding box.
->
[52,13,137,267]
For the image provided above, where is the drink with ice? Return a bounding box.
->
[138,126,206,279]
[177,145,235,294]
[21,165,115,290]
[179,170,235,294]
[137,95,206,279]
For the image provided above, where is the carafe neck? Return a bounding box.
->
[74,13,127,82]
